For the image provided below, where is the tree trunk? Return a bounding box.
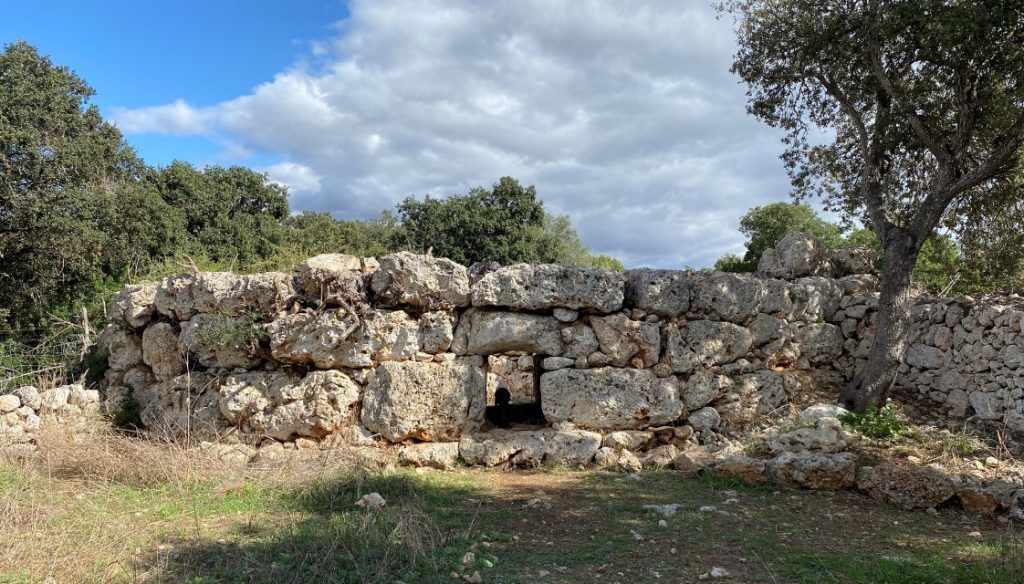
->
[839,228,921,413]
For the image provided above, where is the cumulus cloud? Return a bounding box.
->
[111,0,795,268]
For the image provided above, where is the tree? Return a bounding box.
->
[715,202,843,271]
[147,161,289,266]
[722,1,1024,411]
[0,41,147,331]
[397,177,545,265]
[397,176,619,268]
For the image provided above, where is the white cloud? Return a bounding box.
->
[111,0,795,268]
[262,162,322,199]
[111,98,213,135]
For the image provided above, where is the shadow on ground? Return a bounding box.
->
[140,469,1024,584]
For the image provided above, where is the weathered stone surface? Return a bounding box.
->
[471,264,624,313]
[0,394,20,414]
[136,373,223,439]
[793,323,844,367]
[12,386,41,410]
[770,451,856,490]
[561,322,600,358]
[758,232,832,279]
[542,356,575,370]
[684,370,733,410]
[398,442,461,469]
[625,269,689,317]
[458,310,564,355]
[191,272,296,316]
[102,326,144,371]
[956,481,1018,514]
[639,444,680,469]
[418,311,456,353]
[689,272,767,323]
[552,307,578,322]
[590,313,660,367]
[664,321,753,374]
[362,358,486,442]
[486,355,536,405]
[218,370,362,441]
[603,430,654,451]
[113,283,158,329]
[905,343,949,369]
[178,314,262,369]
[370,252,470,310]
[788,277,842,322]
[459,429,601,467]
[799,403,849,423]
[295,254,373,306]
[540,368,682,430]
[154,273,198,320]
[268,309,418,369]
[671,446,714,476]
[763,418,852,453]
[142,323,186,381]
[830,245,877,277]
[713,454,768,486]
[856,463,955,509]
[687,406,721,432]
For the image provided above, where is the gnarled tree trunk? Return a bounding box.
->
[839,227,921,413]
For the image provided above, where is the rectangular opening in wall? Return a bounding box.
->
[485,354,545,428]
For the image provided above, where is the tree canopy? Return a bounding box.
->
[722,0,1024,411]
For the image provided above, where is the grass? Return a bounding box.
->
[1,431,1022,583]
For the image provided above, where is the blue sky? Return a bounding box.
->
[3,1,796,269]
[2,1,348,166]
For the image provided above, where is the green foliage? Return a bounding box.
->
[839,404,907,441]
[112,389,143,431]
[194,313,262,356]
[726,202,844,272]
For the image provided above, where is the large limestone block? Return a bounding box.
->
[137,373,223,439]
[689,272,767,323]
[370,252,470,310]
[905,343,949,369]
[663,320,753,374]
[457,310,564,355]
[770,451,856,490]
[113,283,158,329]
[295,254,375,306]
[788,277,843,322]
[757,232,833,279]
[625,269,689,316]
[830,245,877,276]
[154,273,198,320]
[590,313,660,368]
[246,370,362,440]
[99,326,144,371]
[540,368,682,430]
[418,311,456,353]
[793,323,843,367]
[856,463,955,510]
[191,272,296,317]
[763,418,852,454]
[142,323,186,381]
[178,314,263,370]
[398,442,461,469]
[471,264,624,313]
[459,429,601,467]
[267,309,418,369]
[361,358,486,442]
[683,370,733,410]
[486,355,536,405]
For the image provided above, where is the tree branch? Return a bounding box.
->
[911,111,1024,240]
[868,43,951,166]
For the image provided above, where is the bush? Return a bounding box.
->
[839,404,907,441]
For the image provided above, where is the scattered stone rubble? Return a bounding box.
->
[6,233,1024,518]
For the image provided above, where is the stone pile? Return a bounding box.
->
[77,233,1023,469]
[0,384,100,451]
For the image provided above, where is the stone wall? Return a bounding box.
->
[82,233,1024,464]
[0,384,100,451]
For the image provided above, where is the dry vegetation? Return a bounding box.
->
[2,425,1024,583]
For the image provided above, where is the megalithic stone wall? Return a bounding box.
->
[93,232,1024,454]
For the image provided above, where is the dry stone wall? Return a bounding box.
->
[83,234,1024,467]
